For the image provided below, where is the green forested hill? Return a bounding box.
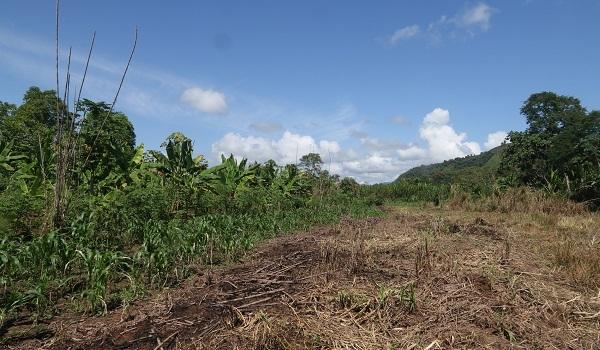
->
[396,145,506,186]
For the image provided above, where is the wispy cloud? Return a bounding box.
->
[388,25,421,45]
[386,2,496,47]
[457,2,494,30]
[249,121,283,133]
[391,115,411,126]
[0,26,222,122]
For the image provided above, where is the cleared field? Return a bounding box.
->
[9,205,600,349]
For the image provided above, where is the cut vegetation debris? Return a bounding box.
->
[6,204,600,349]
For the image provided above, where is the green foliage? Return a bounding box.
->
[0,87,381,325]
[362,180,450,205]
[500,92,600,206]
[397,145,506,191]
[78,99,136,187]
[393,91,600,208]
[0,87,61,157]
[299,152,323,177]
[0,141,26,176]
[150,134,207,176]
[213,154,258,200]
[340,177,360,195]
[0,101,17,121]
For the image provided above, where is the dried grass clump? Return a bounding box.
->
[557,215,597,232]
[553,239,600,289]
[446,187,586,215]
[240,311,288,350]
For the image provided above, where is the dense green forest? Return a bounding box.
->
[0,86,599,330]
[396,144,506,188]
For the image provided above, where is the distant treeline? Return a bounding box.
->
[394,92,600,208]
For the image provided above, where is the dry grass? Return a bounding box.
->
[9,206,600,350]
[446,187,587,216]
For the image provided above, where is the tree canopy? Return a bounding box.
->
[78,99,136,183]
[494,92,600,203]
[299,153,323,177]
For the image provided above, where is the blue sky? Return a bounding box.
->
[1,1,599,182]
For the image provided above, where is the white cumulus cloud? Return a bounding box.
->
[211,131,340,165]
[211,108,498,184]
[484,131,507,150]
[423,108,450,125]
[419,108,481,161]
[397,145,427,160]
[181,87,227,114]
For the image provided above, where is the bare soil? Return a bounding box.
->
[5,206,600,349]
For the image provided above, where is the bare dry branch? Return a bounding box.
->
[82,26,138,169]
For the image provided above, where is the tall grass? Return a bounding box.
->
[445,186,586,215]
[361,181,450,204]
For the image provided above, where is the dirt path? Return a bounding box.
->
[8,206,600,349]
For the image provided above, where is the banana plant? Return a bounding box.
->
[214,154,258,199]
[148,139,207,177]
[274,164,311,198]
[255,159,278,188]
[0,141,25,173]
[6,159,54,198]
[107,144,147,186]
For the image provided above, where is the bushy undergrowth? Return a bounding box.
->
[0,112,381,328]
[0,185,379,323]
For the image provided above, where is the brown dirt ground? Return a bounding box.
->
[5,205,600,349]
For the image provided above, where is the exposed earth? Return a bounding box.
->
[5,205,600,349]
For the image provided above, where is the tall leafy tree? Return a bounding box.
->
[299,153,323,177]
[78,99,136,185]
[0,87,61,156]
[520,92,587,135]
[500,92,600,203]
[0,101,17,122]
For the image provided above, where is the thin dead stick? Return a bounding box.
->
[223,288,285,304]
[76,32,95,106]
[221,280,238,289]
[83,26,138,170]
[38,134,46,181]
[62,47,72,110]
[152,331,179,350]
[53,0,66,226]
[154,336,165,350]
[128,334,154,344]
[55,0,60,117]
[154,315,192,326]
[423,340,441,350]
[254,261,277,274]
[70,31,96,166]
[264,261,304,276]
[573,311,600,319]
[297,269,339,281]
[237,296,275,309]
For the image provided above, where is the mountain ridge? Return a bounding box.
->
[395,144,507,185]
